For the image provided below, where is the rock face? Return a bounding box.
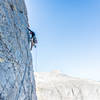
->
[35,71,100,100]
[0,0,37,100]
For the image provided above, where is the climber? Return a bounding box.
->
[27,27,37,50]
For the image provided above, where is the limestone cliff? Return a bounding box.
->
[0,0,37,100]
[35,71,100,100]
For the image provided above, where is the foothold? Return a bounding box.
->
[10,4,14,11]
[0,93,4,100]
[19,10,23,14]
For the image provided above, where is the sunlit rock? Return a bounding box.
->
[0,0,37,100]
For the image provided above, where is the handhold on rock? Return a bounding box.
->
[0,58,4,63]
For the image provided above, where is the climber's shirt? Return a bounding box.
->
[30,31,35,38]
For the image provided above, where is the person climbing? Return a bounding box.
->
[27,27,37,50]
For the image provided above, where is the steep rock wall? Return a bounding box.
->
[35,71,100,100]
[0,0,37,100]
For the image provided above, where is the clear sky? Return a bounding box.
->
[25,0,100,81]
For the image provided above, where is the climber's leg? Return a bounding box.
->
[31,39,35,50]
[31,40,33,50]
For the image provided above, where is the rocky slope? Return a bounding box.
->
[0,0,37,100]
[35,71,100,100]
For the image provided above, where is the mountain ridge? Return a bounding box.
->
[35,71,100,100]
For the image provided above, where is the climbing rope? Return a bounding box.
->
[21,24,38,71]
[32,46,38,72]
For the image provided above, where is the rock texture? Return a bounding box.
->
[35,71,100,100]
[0,0,37,100]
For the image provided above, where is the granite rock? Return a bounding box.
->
[0,0,37,100]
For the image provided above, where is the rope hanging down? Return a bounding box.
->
[32,46,38,72]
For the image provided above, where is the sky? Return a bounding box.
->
[25,0,100,81]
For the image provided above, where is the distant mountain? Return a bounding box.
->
[35,71,100,100]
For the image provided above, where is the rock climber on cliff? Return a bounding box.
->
[27,27,37,50]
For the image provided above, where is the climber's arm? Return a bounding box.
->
[27,27,32,32]
[27,27,35,37]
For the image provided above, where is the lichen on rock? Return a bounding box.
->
[0,0,37,100]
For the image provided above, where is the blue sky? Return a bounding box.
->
[25,0,100,81]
